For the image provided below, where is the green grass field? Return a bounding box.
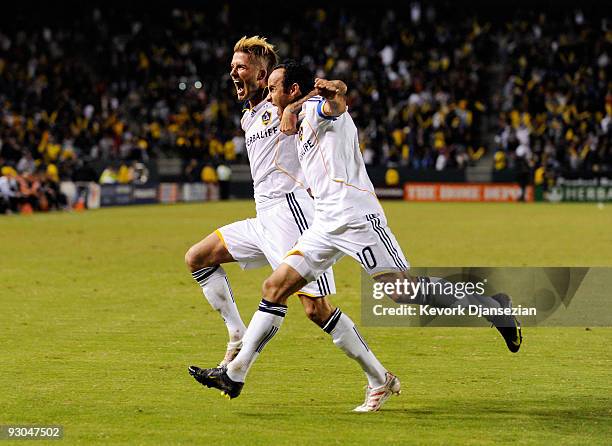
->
[1,201,611,445]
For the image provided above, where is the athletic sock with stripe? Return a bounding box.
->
[191,265,246,343]
[324,308,387,388]
[226,299,286,383]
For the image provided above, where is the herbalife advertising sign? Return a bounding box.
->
[546,178,612,202]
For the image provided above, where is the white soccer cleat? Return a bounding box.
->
[218,339,243,367]
[353,372,401,412]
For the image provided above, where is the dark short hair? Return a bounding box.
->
[272,59,313,99]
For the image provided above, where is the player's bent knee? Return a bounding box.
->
[185,245,207,270]
[184,246,199,269]
[261,277,285,303]
[185,233,232,271]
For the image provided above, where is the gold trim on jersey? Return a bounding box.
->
[302,118,380,199]
[214,229,230,252]
[296,291,323,299]
[284,249,304,258]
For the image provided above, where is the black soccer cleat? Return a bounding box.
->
[490,293,523,353]
[188,365,244,399]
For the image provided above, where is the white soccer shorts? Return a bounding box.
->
[216,190,335,297]
[285,213,410,282]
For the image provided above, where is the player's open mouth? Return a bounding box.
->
[233,79,245,96]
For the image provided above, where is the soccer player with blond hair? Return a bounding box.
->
[192,60,523,412]
[187,38,394,405]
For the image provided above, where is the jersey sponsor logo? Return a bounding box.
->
[298,126,304,141]
[245,125,279,148]
[261,110,271,125]
[298,137,315,161]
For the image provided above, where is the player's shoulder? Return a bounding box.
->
[303,95,325,108]
[240,101,261,129]
[301,95,323,115]
[302,95,338,122]
[241,101,275,119]
[240,102,251,127]
[240,100,253,113]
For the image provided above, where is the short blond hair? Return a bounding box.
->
[233,35,278,74]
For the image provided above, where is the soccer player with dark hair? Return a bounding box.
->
[187,40,393,404]
[191,60,522,412]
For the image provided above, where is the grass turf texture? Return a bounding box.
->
[1,201,611,445]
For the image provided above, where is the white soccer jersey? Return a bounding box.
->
[296,96,384,230]
[215,99,336,297]
[241,101,308,208]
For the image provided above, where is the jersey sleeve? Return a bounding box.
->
[302,97,337,126]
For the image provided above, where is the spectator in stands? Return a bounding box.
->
[16,151,36,175]
[0,168,19,214]
[99,166,118,184]
[217,163,231,200]
[183,159,200,183]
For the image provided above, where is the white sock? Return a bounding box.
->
[192,265,246,342]
[324,309,387,388]
[226,299,286,383]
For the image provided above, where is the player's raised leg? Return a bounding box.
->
[185,231,247,366]
[378,271,522,352]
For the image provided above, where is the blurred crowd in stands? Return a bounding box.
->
[0,2,611,213]
[493,9,612,188]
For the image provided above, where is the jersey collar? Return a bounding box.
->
[244,99,268,116]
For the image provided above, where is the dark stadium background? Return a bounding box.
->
[1,0,610,209]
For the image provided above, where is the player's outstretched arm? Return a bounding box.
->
[314,78,347,117]
[280,89,318,135]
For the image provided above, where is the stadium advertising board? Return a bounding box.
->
[100,184,158,206]
[57,182,220,208]
[182,183,208,202]
[159,183,180,204]
[100,185,133,206]
[181,183,220,202]
[403,183,533,202]
[546,178,612,202]
[374,187,404,199]
[132,185,159,205]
